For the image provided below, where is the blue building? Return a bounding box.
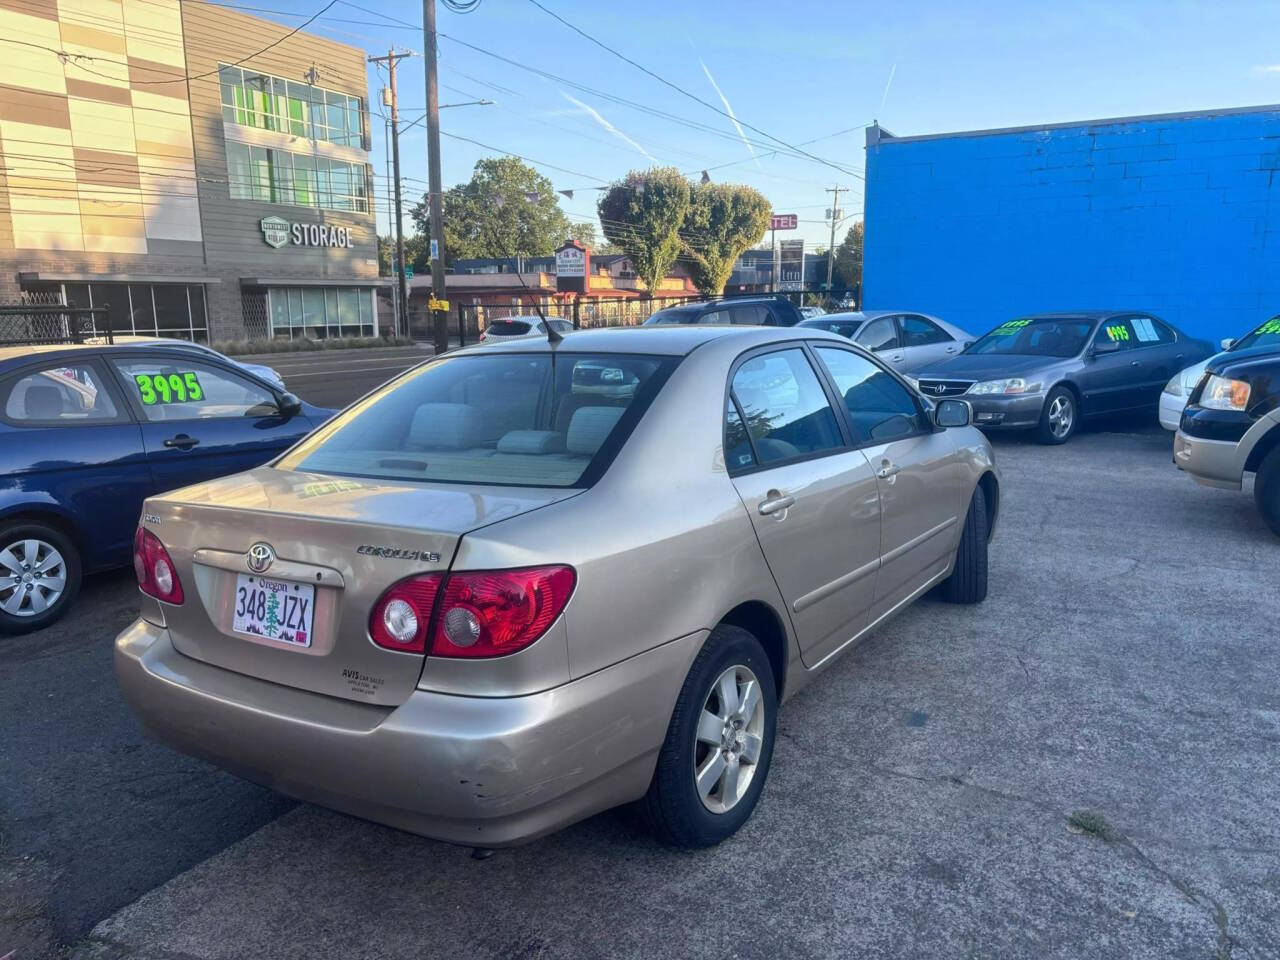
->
[863,104,1280,343]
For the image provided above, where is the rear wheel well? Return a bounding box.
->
[718,601,788,701]
[1245,423,1280,473]
[976,471,999,540]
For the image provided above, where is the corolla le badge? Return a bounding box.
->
[246,542,276,574]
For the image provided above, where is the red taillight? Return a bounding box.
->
[133,527,184,604]
[430,565,575,659]
[369,573,444,653]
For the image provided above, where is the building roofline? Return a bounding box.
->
[866,102,1280,146]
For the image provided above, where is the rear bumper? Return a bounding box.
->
[115,619,703,846]
[1158,392,1185,432]
[965,393,1046,430]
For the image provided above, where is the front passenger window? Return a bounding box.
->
[815,347,927,443]
[729,349,843,466]
[112,358,279,421]
[855,317,899,352]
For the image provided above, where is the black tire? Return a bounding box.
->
[642,624,778,848]
[0,521,82,635]
[1035,386,1077,445]
[1254,446,1280,537]
[942,485,988,604]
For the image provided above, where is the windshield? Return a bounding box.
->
[965,317,1094,358]
[280,352,673,487]
[1232,315,1280,352]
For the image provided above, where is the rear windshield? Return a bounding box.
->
[486,320,532,335]
[645,307,702,325]
[1233,315,1280,352]
[966,317,1094,358]
[280,353,673,487]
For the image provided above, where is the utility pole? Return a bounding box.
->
[424,0,449,355]
[368,48,411,337]
[825,184,844,293]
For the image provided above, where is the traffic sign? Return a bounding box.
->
[402,265,413,279]
[429,238,439,261]
[428,298,449,312]
[770,213,798,231]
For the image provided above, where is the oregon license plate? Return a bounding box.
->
[232,574,314,647]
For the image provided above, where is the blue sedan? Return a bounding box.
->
[0,341,332,633]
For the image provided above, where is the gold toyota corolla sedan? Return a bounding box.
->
[116,326,999,848]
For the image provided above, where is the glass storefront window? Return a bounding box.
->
[20,282,208,342]
[128,284,156,336]
[267,288,377,339]
[302,289,325,329]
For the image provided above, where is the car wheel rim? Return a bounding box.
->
[0,538,67,618]
[1048,395,1073,438]
[693,664,766,814]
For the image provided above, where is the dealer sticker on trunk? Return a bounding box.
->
[233,574,314,647]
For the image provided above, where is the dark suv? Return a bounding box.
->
[643,296,804,328]
[1174,315,1280,534]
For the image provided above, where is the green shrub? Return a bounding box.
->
[213,335,417,356]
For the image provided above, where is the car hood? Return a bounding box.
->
[1206,343,1280,382]
[913,353,1070,381]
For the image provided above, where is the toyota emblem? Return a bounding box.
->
[246,542,276,574]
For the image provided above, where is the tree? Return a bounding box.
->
[832,221,864,292]
[377,234,393,275]
[681,182,771,296]
[567,221,597,250]
[410,157,571,263]
[598,167,691,296]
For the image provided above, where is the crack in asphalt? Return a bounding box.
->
[776,726,1264,959]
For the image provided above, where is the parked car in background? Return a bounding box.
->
[103,336,288,390]
[644,295,804,328]
[797,310,976,375]
[479,316,575,344]
[1174,336,1280,534]
[0,342,332,634]
[912,311,1215,444]
[799,306,826,319]
[1160,315,1280,429]
[116,325,999,849]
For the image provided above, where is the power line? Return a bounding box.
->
[524,0,863,180]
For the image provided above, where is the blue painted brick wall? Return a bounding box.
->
[863,107,1280,343]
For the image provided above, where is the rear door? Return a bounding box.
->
[1129,315,1186,407]
[726,347,882,668]
[899,314,960,371]
[107,352,314,495]
[812,345,964,620]
[853,315,906,368]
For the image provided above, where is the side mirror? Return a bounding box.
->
[1092,338,1121,355]
[278,392,303,417]
[1220,338,1235,351]
[934,398,972,428]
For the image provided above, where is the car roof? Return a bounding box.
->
[799,312,865,324]
[454,325,837,357]
[0,339,215,366]
[1010,311,1143,320]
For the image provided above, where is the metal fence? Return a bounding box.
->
[0,292,112,345]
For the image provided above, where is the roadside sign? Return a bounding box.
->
[428,297,449,312]
[770,213,798,231]
[430,238,439,261]
[403,265,414,280]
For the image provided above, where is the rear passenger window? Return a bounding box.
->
[729,349,843,466]
[815,347,927,443]
[1129,316,1175,345]
[699,309,730,325]
[855,317,899,352]
[3,363,121,424]
[901,315,952,346]
[730,304,769,326]
[724,400,755,469]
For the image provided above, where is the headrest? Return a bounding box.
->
[566,405,625,456]
[408,403,487,450]
[24,384,65,420]
[496,429,566,454]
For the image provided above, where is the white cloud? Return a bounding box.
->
[1251,64,1280,75]
[698,58,758,168]
[560,93,658,164]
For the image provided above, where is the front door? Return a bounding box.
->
[899,314,961,372]
[1080,318,1142,414]
[726,348,882,668]
[107,354,313,495]
[811,345,964,620]
[853,315,905,369]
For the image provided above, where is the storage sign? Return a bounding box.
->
[260,216,355,250]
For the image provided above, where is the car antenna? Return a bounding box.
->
[482,224,562,346]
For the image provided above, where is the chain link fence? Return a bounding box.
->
[0,292,112,345]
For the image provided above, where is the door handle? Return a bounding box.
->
[944,346,958,353]
[1128,360,1141,367]
[890,354,904,362]
[163,434,200,450]
[758,493,795,516]
[877,460,901,480]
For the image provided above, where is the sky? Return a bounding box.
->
[230,0,1280,253]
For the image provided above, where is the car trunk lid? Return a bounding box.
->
[146,467,579,705]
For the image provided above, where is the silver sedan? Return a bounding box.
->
[116,326,999,848]
[797,310,976,374]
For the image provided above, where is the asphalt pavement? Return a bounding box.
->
[246,344,432,409]
[3,418,1279,960]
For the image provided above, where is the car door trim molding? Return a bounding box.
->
[879,515,957,566]
[792,555,880,614]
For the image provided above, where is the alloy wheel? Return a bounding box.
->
[0,538,68,617]
[1048,395,1074,439]
[693,664,766,814]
